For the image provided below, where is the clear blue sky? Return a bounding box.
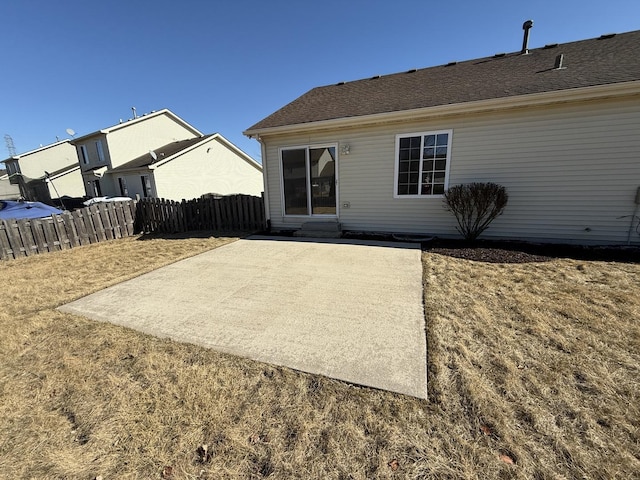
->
[1,0,638,162]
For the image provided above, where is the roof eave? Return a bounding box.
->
[244,81,640,138]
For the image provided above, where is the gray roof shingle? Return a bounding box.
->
[246,30,640,132]
[109,135,213,173]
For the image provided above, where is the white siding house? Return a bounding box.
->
[0,140,84,202]
[109,134,263,201]
[245,30,640,245]
[71,109,262,201]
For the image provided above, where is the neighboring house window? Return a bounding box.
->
[394,130,452,197]
[80,145,89,165]
[95,141,105,162]
[90,179,102,197]
[6,161,19,175]
[118,177,128,196]
[141,175,152,197]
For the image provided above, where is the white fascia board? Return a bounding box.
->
[72,109,204,144]
[49,165,81,180]
[102,109,203,136]
[8,139,72,159]
[150,134,262,172]
[244,81,640,138]
[211,133,263,171]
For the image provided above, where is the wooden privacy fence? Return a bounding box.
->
[0,201,136,260]
[136,194,266,234]
[0,194,266,260]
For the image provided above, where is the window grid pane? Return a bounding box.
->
[397,132,449,196]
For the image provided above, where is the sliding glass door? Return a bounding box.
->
[281,145,336,216]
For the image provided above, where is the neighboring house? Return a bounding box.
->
[109,133,263,201]
[71,109,262,201]
[0,169,20,200]
[1,140,84,203]
[244,28,640,245]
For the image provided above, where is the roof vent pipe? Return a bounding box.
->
[521,20,534,54]
[131,106,137,119]
[555,54,565,69]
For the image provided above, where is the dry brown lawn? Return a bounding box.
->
[0,234,639,479]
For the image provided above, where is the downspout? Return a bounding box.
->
[257,135,271,226]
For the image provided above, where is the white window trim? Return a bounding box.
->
[393,129,453,199]
[80,145,89,165]
[95,141,105,162]
[279,143,339,218]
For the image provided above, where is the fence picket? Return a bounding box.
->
[2,196,265,262]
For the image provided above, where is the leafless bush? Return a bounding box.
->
[444,182,508,241]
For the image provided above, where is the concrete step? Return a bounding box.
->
[294,221,342,238]
[299,221,342,232]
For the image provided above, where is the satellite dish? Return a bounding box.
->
[149,150,157,162]
[66,128,75,137]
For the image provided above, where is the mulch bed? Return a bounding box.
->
[423,238,640,264]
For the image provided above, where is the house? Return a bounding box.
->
[71,109,263,201]
[108,134,263,201]
[244,26,640,245]
[1,140,84,203]
[0,169,20,200]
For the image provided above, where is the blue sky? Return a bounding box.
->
[1,0,638,162]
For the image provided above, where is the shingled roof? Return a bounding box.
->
[246,29,640,133]
[110,135,213,173]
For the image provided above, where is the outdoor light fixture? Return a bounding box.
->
[340,144,350,155]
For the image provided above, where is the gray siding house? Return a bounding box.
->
[244,29,640,245]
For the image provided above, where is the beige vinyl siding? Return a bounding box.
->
[262,95,640,245]
[106,115,199,169]
[46,168,85,199]
[152,137,263,201]
[17,142,78,179]
[0,176,20,199]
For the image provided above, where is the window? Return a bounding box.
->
[90,179,102,197]
[394,130,452,197]
[141,175,152,197]
[118,177,128,196]
[95,141,105,162]
[5,160,19,175]
[281,145,337,216]
[80,145,89,165]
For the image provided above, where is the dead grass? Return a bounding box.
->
[1,236,639,479]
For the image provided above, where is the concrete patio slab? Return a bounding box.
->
[59,236,427,398]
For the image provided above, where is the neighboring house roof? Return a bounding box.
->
[245,29,640,134]
[109,133,262,174]
[44,163,81,180]
[70,109,203,143]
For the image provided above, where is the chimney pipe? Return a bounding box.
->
[521,20,534,54]
[131,106,137,119]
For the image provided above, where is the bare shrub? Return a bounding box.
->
[444,182,508,241]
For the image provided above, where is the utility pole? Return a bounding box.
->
[4,134,17,157]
